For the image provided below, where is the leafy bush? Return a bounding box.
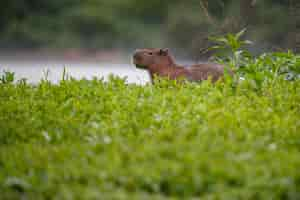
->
[0,52,300,199]
[209,30,300,90]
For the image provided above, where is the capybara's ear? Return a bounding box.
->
[159,48,169,56]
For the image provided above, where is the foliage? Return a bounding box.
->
[0,52,300,199]
[0,0,168,48]
[0,0,298,52]
[0,71,15,84]
[167,0,298,56]
[209,28,252,67]
[209,30,300,89]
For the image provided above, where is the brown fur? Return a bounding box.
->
[133,48,232,83]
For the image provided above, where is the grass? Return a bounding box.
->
[0,51,300,199]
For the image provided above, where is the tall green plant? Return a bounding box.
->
[209,30,300,90]
[209,28,252,68]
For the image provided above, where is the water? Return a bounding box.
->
[0,60,150,85]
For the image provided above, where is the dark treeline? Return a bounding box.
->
[0,0,299,55]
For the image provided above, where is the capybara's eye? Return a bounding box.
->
[148,52,153,55]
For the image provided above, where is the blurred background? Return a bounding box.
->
[0,0,299,83]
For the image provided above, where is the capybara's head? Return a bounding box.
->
[133,48,173,69]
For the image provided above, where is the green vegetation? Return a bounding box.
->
[0,50,300,199]
[1,0,299,53]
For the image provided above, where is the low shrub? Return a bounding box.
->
[0,50,299,198]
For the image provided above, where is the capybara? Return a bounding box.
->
[133,48,232,83]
